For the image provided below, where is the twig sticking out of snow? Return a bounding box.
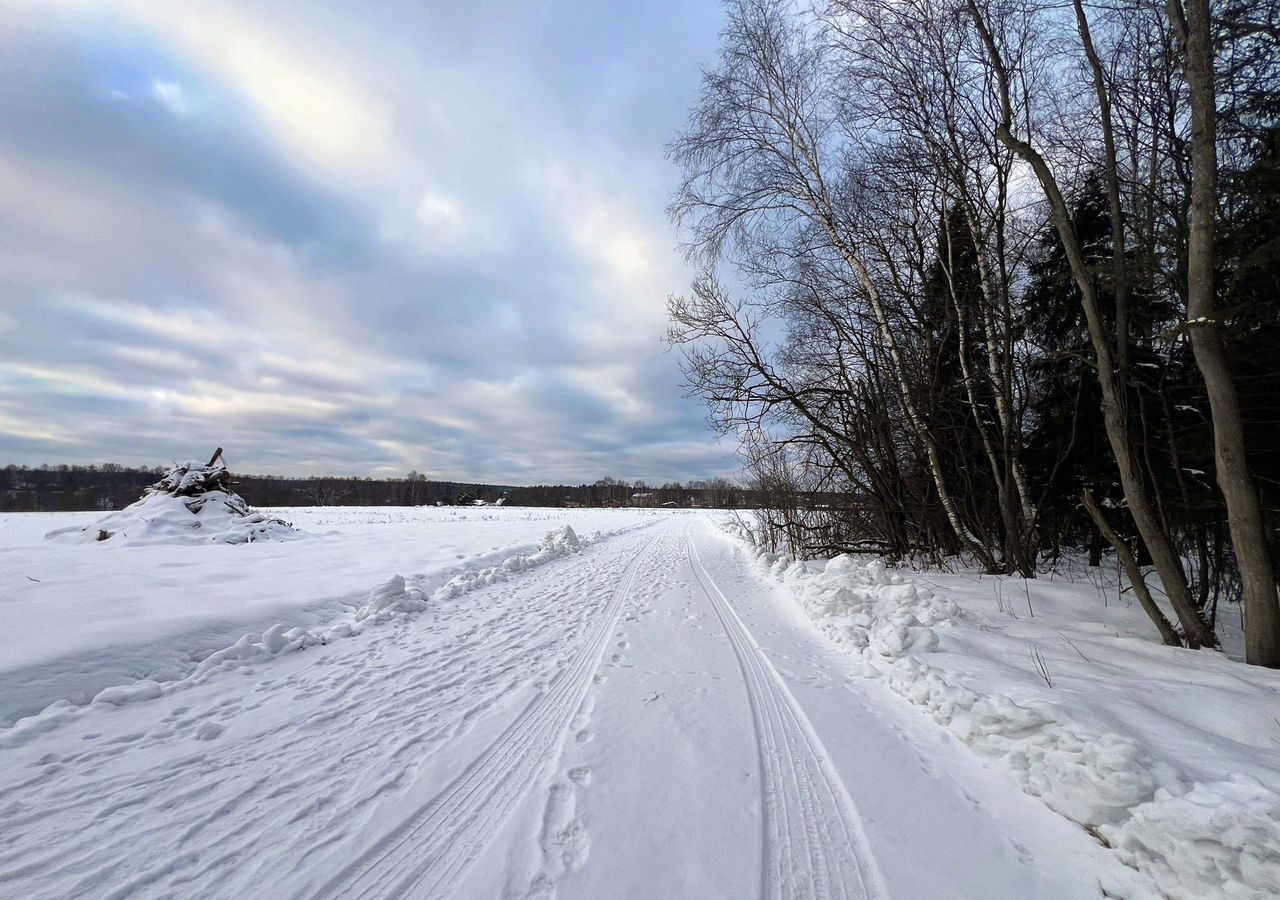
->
[1030,643,1054,689]
[1056,631,1091,663]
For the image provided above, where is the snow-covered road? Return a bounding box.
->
[1,517,1154,899]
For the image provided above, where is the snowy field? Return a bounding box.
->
[0,506,664,726]
[1,508,1277,899]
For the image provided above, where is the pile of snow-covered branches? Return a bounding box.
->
[149,457,236,496]
[47,453,301,546]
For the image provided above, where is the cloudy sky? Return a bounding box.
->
[0,0,736,483]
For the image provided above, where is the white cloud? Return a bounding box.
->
[0,0,738,482]
[116,1,398,188]
[151,79,188,116]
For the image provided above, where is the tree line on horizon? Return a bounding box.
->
[667,0,1280,664]
[0,463,747,512]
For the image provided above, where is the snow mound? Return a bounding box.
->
[435,525,583,600]
[190,624,324,679]
[770,553,960,661]
[1102,775,1280,900]
[737,534,1280,900]
[529,524,582,561]
[355,575,428,624]
[91,679,165,707]
[46,460,301,545]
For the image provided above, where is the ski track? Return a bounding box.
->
[686,528,889,900]
[0,529,659,900]
[315,533,659,900]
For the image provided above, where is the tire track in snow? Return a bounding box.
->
[686,528,889,900]
[313,532,660,900]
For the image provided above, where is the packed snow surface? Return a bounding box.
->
[0,510,1270,899]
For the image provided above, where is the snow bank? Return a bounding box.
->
[737,536,1280,900]
[0,619,327,749]
[181,526,601,681]
[187,526,596,667]
[1106,776,1280,899]
[0,596,410,750]
[878,659,1190,826]
[434,525,584,600]
[779,555,959,662]
[46,460,300,545]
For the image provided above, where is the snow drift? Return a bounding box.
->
[433,525,584,600]
[736,536,1280,900]
[45,459,301,545]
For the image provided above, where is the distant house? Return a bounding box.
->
[662,500,678,508]
[601,499,622,509]
[630,492,656,508]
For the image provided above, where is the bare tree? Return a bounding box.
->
[965,0,1216,647]
[668,0,1279,659]
[1165,0,1279,665]
[671,0,1003,571]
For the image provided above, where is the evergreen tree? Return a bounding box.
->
[1022,175,1117,559]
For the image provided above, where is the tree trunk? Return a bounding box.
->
[1083,492,1181,646]
[966,0,1216,646]
[828,228,1001,574]
[1169,0,1280,666]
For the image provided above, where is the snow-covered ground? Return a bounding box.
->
[740,535,1280,900]
[1,509,1274,899]
[0,506,662,726]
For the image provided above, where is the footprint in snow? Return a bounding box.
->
[194,721,225,741]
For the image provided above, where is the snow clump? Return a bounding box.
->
[355,575,429,624]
